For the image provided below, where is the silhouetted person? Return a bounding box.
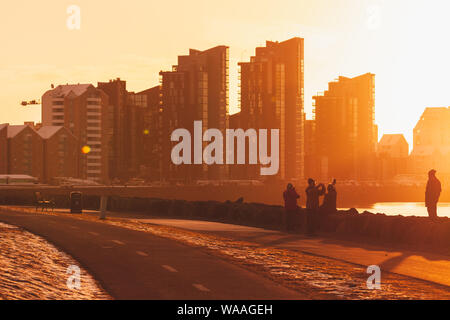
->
[283,183,300,232]
[320,179,337,215]
[305,178,325,236]
[425,169,441,221]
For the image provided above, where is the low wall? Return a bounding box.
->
[106,198,450,254]
[1,191,449,255]
[1,183,449,206]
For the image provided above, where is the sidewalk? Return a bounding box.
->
[0,207,304,299]
[135,218,450,288]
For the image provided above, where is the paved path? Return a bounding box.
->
[138,219,450,288]
[0,209,304,300]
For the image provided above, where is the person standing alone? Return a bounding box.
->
[425,169,442,221]
[283,183,300,232]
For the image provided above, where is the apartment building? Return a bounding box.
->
[42,84,110,183]
[238,38,305,181]
[313,73,377,180]
[159,45,230,182]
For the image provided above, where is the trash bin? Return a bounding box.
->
[70,191,83,214]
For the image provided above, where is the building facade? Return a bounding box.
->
[411,107,450,174]
[313,73,377,180]
[377,134,409,180]
[37,126,78,183]
[0,124,7,174]
[304,119,319,179]
[238,38,305,181]
[159,45,229,182]
[137,85,163,181]
[6,125,44,181]
[42,84,111,183]
[97,78,128,180]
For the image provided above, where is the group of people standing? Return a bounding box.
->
[283,169,443,236]
[283,178,337,235]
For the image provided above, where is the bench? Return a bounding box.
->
[35,192,55,212]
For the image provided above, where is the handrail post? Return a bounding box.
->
[99,195,107,220]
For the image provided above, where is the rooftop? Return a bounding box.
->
[379,134,408,146]
[37,126,63,139]
[48,84,93,98]
[6,125,28,138]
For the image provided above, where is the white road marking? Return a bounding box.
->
[162,265,178,273]
[136,251,148,257]
[111,240,125,245]
[193,284,210,292]
[89,231,100,236]
[70,226,79,229]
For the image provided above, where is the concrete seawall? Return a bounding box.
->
[1,183,449,206]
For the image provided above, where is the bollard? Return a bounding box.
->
[99,195,107,220]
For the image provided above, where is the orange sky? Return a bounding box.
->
[0,0,449,149]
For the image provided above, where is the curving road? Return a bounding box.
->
[0,209,304,300]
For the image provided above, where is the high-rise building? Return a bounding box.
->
[411,107,450,174]
[98,79,164,181]
[42,84,111,183]
[137,85,163,180]
[238,38,305,180]
[125,90,149,178]
[227,112,247,180]
[313,73,377,180]
[159,45,229,182]
[97,78,128,180]
[304,119,318,179]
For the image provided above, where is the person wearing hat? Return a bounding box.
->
[425,169,441,221]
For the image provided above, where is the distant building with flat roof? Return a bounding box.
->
[159,45,230,182]
[313,73,377,180]
[238,38,305,181]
